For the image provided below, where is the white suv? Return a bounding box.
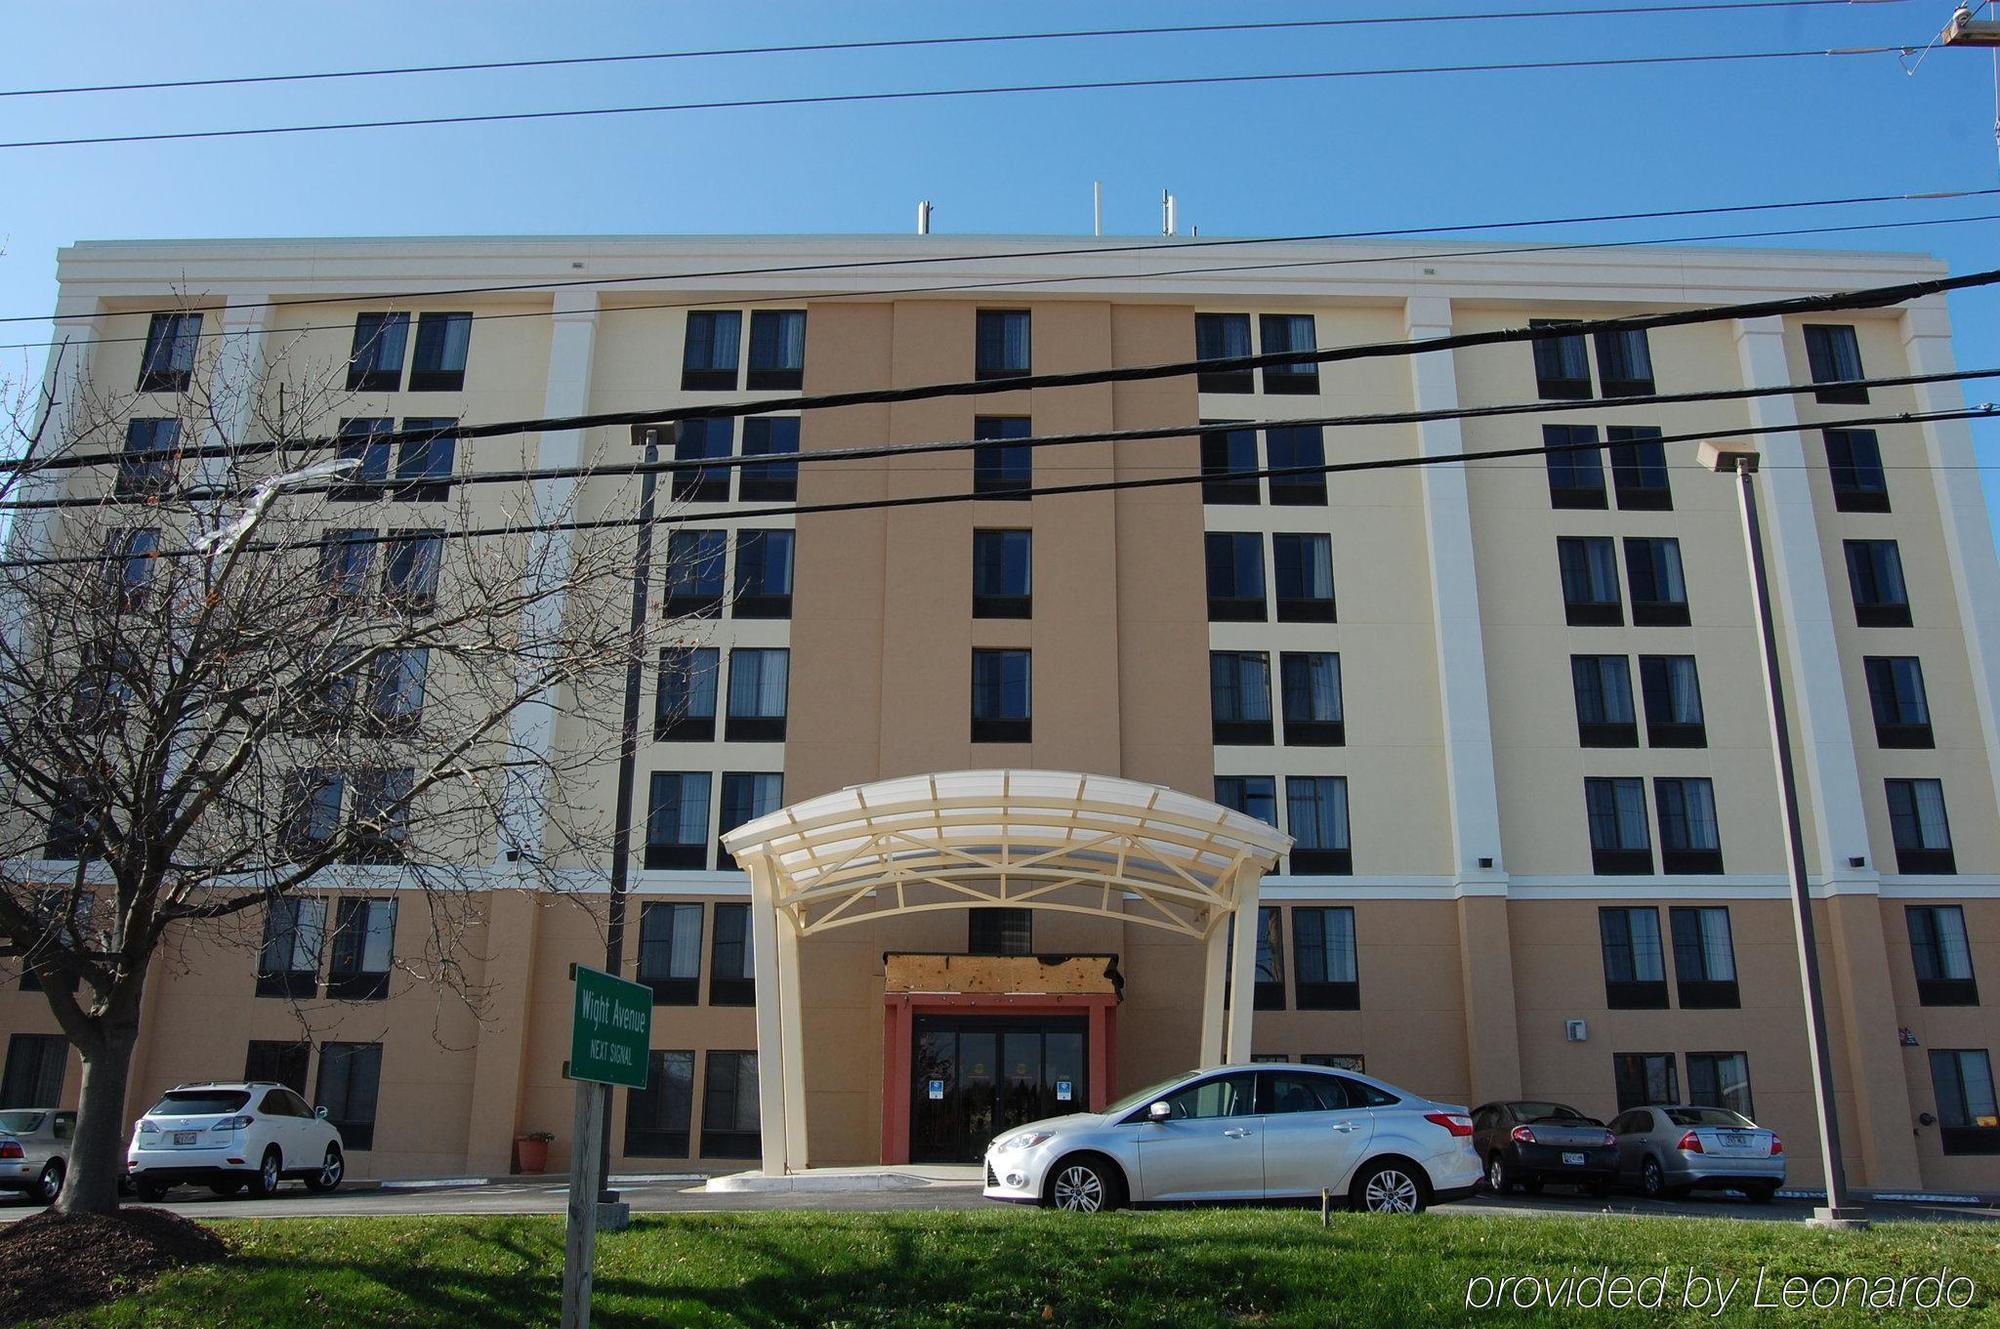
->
[126,1082,345,1200]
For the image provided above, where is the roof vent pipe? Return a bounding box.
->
[917,201,932,235]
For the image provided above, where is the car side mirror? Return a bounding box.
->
[316,1106,329,1120]
[1148,1101,1171,1122]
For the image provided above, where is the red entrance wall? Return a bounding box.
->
[880,993,1120,1165]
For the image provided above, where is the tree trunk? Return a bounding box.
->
[53,1017,140,1216]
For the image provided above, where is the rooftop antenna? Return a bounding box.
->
[916,200,932,235]
[1093,181,1102,237]
[1161,190,1177,236]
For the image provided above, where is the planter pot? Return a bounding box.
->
[515,1137,551,1174]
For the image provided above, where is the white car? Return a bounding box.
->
[983,1062,1482,1213]
[126,1082,345,1200]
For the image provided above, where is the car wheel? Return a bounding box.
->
[34,1160,63,1204]
[1640,1156,1670,1200]
[209,1181,244,1197]
[249,1147,282,1199]
[1354,1160,1428,1214]
[1047,1157,1122,1213]
[135,1179,168,1202]
[305,1145,344,1193]
[1485,1153,1514,1194]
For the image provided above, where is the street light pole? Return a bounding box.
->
[1702,440,1868,1230]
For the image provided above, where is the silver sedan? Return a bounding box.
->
[1609,1104,1786,1201]
[982,1063,1482,1213]
[0,1108,74,1204]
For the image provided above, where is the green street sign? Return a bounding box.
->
[566,964,652,1089]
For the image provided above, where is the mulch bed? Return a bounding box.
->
[0,1206,230,1323]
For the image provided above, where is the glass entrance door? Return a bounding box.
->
[909,1015,1088,1163]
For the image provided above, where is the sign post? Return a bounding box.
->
[560,963,652,1329]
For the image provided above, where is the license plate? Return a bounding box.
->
[1720,1133,1750,1149]
[1561,1151,1586,1166]
[173,1131,197,1145]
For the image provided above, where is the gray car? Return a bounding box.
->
[1609,1104,1785,1201]
[0,1109,74,1204]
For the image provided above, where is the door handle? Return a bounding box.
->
[1331,1121,1359,1134]
[1222,1127,1252,1139]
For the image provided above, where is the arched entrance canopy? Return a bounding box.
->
[721,770,1292,1174]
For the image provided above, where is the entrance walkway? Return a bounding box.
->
[704,1164,984,1194]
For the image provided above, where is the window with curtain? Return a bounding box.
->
[672,418,734,503]
[975,310,1031,380]
[408,312,472,392]
[971,649,1032,742]
[709,902,756,1004]
[327,897,397,1000]
[973,416,1033,499]
[682,311,742,390]
[1864,656,1932,748]
[103,528,160,610]
[0,1036,67,1111]
[645,771,712,869]
[1195,314,1253,393]
[656,647,719,742]
[244,1040,311,1096]
[1608,426,1671,510]
[1286,776,1351,874]
[972,529,1032,618]
[382,530,442,610]
[319,530,378,613]
[279,770,344,860]
[1214,775,1277,829]
[1279,652,1344,746]
[1929,1050,2000,1154]
[315,1042,383,1149]
[1887,778,1955,873]
[347,312,410,392]
[1638,655,1705,747]
[1530,320,1591,399]
[625,1049,695,1156]
[1594,328,1655,397]
[1199,424,1259,504]
[1845,539,1911,627]
[1222,907,1286,1009]
[345,768,413,864]
[969,908,1033,956]
[1908,905,1978,1005]
[1291,906,1358,1009]
[1624,537,1689,625]
[1542,424,1606,508]
[256,897,326,998]
[1599,906,1668,1008]
[138,313,202,392]
[733,531,794,618]
[1259,314,1319,394]
[1272,533,1335,622]
[1209,651,1273,745]
[1655,777,1722,874]
[701,1051,762,1157]
[664,530,727,618]
[1686,1052,1754,1117]
[1825,429,1890,512]
[725,648,789,741]
[746,310,807,389]
[1571,655,1637,747]
[1585,777,1651,874]
[365,648,428,733]
[739,417,800,501]
[637,902,704,1004]
[1670,906,1739,1008]
[1613,1053,1678,1112]
[116,419,182,498]
[1266,425,1326,504]
[334,418,395,499]
[1205,532,1266,621]
[1557,537,1622,625]
[1803,324,1867,403]
[717,773,782,872]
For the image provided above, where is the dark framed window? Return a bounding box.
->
[1845,539,1911,627]
[1930,1049,2000,1154]
[1825,429,1889,512]
[1301,1053,1365,1072]
[625,1049,695,1156]
[973,417,1032,500]
[746,310,806,390]
[733,530,794,618]
[1200,424,1259,504]
[382,530,442,611]
[637,902,703,1004]
[365,648,428,734]
[1558,537,1622,626]
[1531,320,1591,399]
[319,529,376,612]
[1655,777,1722,874]
[1194,314,1253,393]
[1888,778,1955,874]
[656,647,719,742]
[681,311,741,391]
[1803,324,1866,404]
[398,423,456,510]
[42,780,100,862]
[138,313,201,392]
[334,418,394,500]
[1205,532,1266,621]
[739,418,800,502]
[664,530,727,619]
[1671,906,1740,1008]
[672,419,733,503]
[717,773,782,873]
[408,312,472,392]
[103,528,160,611]
[1586,777,1651,874]
[116,419,182,498]
[724,648,788,742]
[975,310,1031,380]
[969,908,1032,956]
[972,529,1032,618]
[345,768,412,864]
[1638,655,1706,747]
[1599,907,1668,1008]
[244,1041,311,1096]
[971,649,1031,743]
[1908,905,1978,1006]
[1254,907,1285,1010]
[279,769,344,860]
[347,312,410,392]
[1687,1052,1753,1118]
[646,772,712,870]
[1571,655,1637,748]
[1291,906,1358,1009]
[1865,656,1933,748]
[1214,775,1277,829]
[1209,651,1273,746]
[1543,425,1606,508]
[1624,538,1689,626]
[709,902,756,1005]
[1613,1053,1678,1112]
[1594,329,1655,398]
[1286,776,1351,875]
[1273,533,1335,623]
[315,1042,382,1150]
[1279,652,1344,746]
[701,1050,761,1157]
[257,897,326,999]
[1266,425,1326,504]
[1259,314,1319,394]
[1608,427,1671,510]
[327,897,397,999]
[0,1035,67,1109]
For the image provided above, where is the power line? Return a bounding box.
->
[0,46,1916,151]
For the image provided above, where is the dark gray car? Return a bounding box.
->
[1471,1101,1616,1196]
[1609,1105,1785,1201]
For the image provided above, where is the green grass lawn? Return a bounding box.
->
[64,1208,2000,1327]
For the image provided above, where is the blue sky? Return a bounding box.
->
[4,1,1998,520]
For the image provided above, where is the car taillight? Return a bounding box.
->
[1676,1131,1705,1154]
[0,1141,23,1160]
[1770,1134,1784,1156]
[211,1115,254,1131]
[1509,1124,1538,1145]
[1600,1131,1617,1148]
[1425,1112,1474,1137]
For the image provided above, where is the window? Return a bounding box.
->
[382,531,442,610]
[717,772,782,873]
[366,649,428,734]
[709,902,756,1004]
[103,528,160,610]
[1613,1053,1679,1112]
[637,902,703,1004]
[1887,778,1955,874]
[682,311,741,390]
[393,417,457,502]
[973,417,1032,499]
[0,1035,67,1109]
[1638,656,1706,747]
[1594,329,1655,397]
[664,530,727,619]
[656,648,718,742]
[672,419,733,503]
[1825,429,1889,513]
[1542,425,1606,508]
[1259,314,1319,394]
[746,310,806,390]
[138,313,201,392]
[1686,1052,1753,1118]
[1286,776,1351,875]
[279,770,344,859]
[646,772,712,869]
[42,781,99,862]
[334,418,394,499]
[1151,1073,1256,1121]
[327,897,397,1000]
[1670,907,1740,1008]
[1571,655,1637,748]
[315,1042,383,1150]
[1655,778,1722,874]
[1214,775,1277,829]
[971,649,1031,743]
[1272,533,1335,622]
[319,529,376,610]
[733,531,794,618]
[1846,539,1912,628]
[701,1051,761,1157]
[347,768,412,864]
[972,529,1032,618]
[1865,656,1932,748]
[347,312,410,392]
[1585,777,1651,874]
[244,1041,311,1096]
[70,643,133,728]
[256,897,326,998]
[1200,424,1259,504]
[408,313,472,392]
[1929,1049,2000,1154]
[1205,532,1266,621]
[1531,320,1591,399]
[625,1050,695,1156]
[1253,907,1284,1010]
[1624,538,1689,626]
[1265,425,1326,504]
[740,418,800,502]
[975,310,1030,380]
[1195,314,1253,393]
[1599,907,1668,1008]
[1301,1053,1365,1072]
[1209,651,1273,746]
[1608,426,1671,510]
[1279,652,1343,746]
[1908,905,1978,1006]
[1291,906,1358,1009]
[1557,537,1621,626]
[1803,324,1866,404]
[969,909,1032,956]
[116,419,181,498]
[725,648,789,741]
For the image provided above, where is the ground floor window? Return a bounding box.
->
[1613,1052,1678,1112]
[0,1034,66,1109]
[1299,1053,1365,1072]
[702,1051,761,1158]
[245,1040,311,1096]
[1930,1049,2000,1155]
[1686,1051,1753,1119]
[316,1042,383,1150]
[625,1050,695,1157]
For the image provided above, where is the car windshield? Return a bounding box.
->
[150,1090,250,1116]
[1102,1074,1191,1119]
[1664,1107,1755,1129]
[0,1111,44,1134]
